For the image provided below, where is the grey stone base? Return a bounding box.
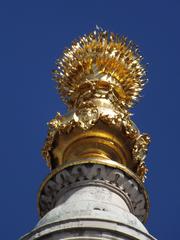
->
[21,163,156,240]
[21,217,155,240]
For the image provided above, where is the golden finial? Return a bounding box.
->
[42,28,150,183]
[53,27,146,109]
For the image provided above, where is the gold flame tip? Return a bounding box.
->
[53,28,147,109]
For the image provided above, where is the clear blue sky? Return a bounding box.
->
[1,1,180,239]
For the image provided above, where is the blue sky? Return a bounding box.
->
[0,1,180,239]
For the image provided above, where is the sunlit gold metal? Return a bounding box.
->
[42,27,150,182]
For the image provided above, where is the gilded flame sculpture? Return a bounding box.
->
[42,27,150,184]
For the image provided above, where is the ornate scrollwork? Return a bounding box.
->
[132,134,150,182]
[42,107,150,182]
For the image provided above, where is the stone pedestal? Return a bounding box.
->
[21,163,156,240]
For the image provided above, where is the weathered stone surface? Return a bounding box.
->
[21,164,156,240]
[39,164,148,222]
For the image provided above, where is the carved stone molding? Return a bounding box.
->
[39,163,148,223]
